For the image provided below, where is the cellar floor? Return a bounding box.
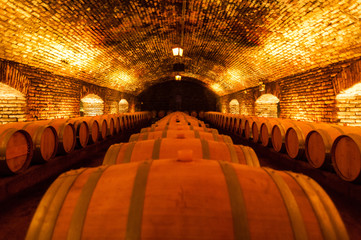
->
[0,126,360,240]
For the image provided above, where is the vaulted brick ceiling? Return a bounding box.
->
[1,0,361,95]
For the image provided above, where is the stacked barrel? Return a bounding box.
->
[26,112,349,239]
[0,112,151,175]
[205,112,361,183]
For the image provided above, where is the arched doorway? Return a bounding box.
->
[0,82,26,124]
[80,94,104,116]
[119,99,129,113]
[255,94,280,118]
[336,83,361,126]
[229,99,240,114]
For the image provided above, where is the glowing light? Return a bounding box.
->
[336,83,361,99]
[119,99,129,113]
[229,99,240,114]
[172,47,183,57]
[0,82,25,99]
[81,94,104,104]
[211,83,224,94]
[175,75,182,81]
[255,94,280,104]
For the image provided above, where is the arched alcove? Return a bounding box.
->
[119,99,129,113]
[255,94,280,118]
[229,99,240,114]
[336,83,361,126]
[109,101,119,114]
[0,82,26,124]
[80,94,104,116]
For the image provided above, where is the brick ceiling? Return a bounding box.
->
[1,0,361,96]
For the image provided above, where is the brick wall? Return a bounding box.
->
[0,59,137,121]
[219,57,361,124]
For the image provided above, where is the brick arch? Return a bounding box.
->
[0,82,27,124]
[229,99,239,114]
[255,94,280,118]
[336,82,361,126]
[0,61,30,95]
[119,99,129,113]
[80,94,104,116]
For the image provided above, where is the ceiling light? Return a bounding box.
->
[172,47,183,57]
[175,75,182,81]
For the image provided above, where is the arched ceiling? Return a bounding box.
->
[1,0,361,96]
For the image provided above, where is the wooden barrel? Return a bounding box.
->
[285,122,327,159]
[140,125,219,134]
[158,110,165,118]
[331,133,361,182]
[0,127,33,174]
[91,116,108,140]
[251,118,268,143]
[306,126,361,169]
[260,118,283,147]
[41,120,76,154]
[103,138,259,166]
[26,159,349,240]
[7,122,58,163]
[66,118,89,148]
[105,115,115,136]
[81,117,100,144]
[129,130,233,143]
[113,115,121,134]
[271,120,298,153]
[244,116,258,140]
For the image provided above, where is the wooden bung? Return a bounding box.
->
[129,130,233,143]
[0,126,33,174]
[331,133,361,182]
[6,122,58,163]
[26,160,348,240]
[102,138,259,167]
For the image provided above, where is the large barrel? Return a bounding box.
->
[0,127,33,174]
[129,130,233,143]
[41,120,76,154]
[7,122,58,163]
[66,118,89,148]
[26,159,349,240]
[285,122,327,159]
[140,125,218,134]
[331,133,361,182]
[103,138,259,166]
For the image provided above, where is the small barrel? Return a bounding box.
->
[331,133,361,182]
[129,130,233,143]
[7,122,58,163]
[105,115,115,136]
[66,118,89,148]
[81,117,100,144]
[103,138,259,166]
[40,120,76,155]
[26,159,349,240]
[251,118,268,143]
[0,127,33,174]
[271,120,298,153]
[244,116,258,140]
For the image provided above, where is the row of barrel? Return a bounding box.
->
[205,111,361,182]
[0,112,151,175]
[151,110,205,119]
[26,112,349,240]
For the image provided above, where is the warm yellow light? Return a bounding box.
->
[172,47,183,57]
[175,75,182,81]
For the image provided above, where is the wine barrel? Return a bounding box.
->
[0,127,33,174]
[306,126,361,169]
[40,120,76,154]
[260,118,283,147]
[271,120,299,152]
[26,159,349,240]
[244,116,259,140]
[158,110,165,118]
[285,122,327,159]
[103,138,259,166]
[66,118,89,148]
[105,115,115,136]
[113,115,121,134]
[331,133,361,182]
[129,130,233,143]
[81,117,100,144]
[91,116,108,140]
[6,122,58,163]
[140,125,219,134]
[251,118,268,143]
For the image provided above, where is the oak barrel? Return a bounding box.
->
[103,138,259,166]
[271,120,298,152]
[244,116,258,140]
[26,159,348,240]
[260,118,283,147]
[66,118,89,148]
[41,120,76,155]
[7,122,58,163]
[129,130,233,143]
[140,125,218,134]
[81,117,100,144]
[0,127,33,174]
[91,116,108,140]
